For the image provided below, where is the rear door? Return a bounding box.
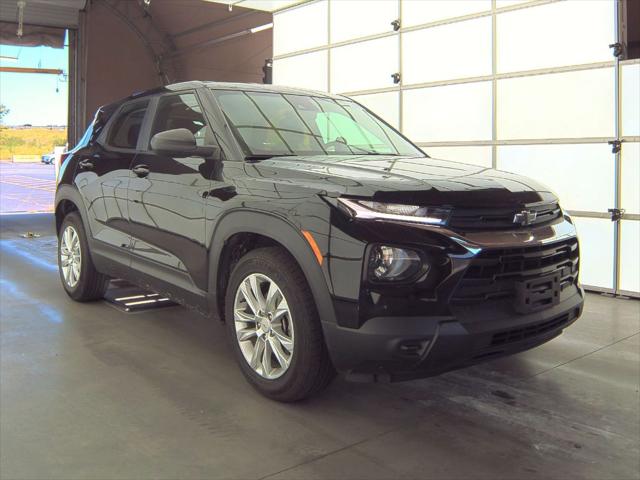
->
[75,98,150,267]
[128,91,216,293]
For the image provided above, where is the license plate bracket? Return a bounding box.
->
[514,274,561,314]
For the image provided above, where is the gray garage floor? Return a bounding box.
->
[1,214,639,480]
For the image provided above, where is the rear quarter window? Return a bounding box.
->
[107,100,150,149]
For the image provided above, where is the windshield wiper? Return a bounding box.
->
[244,154,297,161]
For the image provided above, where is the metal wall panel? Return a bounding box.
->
[403,81,492,142]
[496,1,614,73]
[498,144,615,212]
[497,68,615,140]
[273,0,327,56]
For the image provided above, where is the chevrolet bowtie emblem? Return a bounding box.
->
[513,209,538,226]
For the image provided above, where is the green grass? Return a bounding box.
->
[0,127,67,160]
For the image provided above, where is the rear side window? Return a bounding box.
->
[107,100,149,149]
[150,93,212,146]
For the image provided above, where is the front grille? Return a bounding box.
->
[490,311,574,346]
[452,238,579,304]
[448,202,561,231]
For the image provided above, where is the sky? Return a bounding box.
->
[0,34,69,126]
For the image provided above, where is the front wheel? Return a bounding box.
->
[58,211,109,301]
[225,247,335,402]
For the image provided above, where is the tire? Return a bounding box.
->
[58,211,109,301]
[225,247,335,402]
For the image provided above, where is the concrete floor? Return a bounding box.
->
[1,214,639,480]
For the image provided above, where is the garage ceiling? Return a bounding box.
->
[0,0,86,28]
[203,0,304,13]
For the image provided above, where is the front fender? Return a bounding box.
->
[208,209,338,329]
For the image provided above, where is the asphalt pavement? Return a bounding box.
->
[0,161,56,214]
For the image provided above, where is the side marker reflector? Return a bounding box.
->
[301,230,323,265]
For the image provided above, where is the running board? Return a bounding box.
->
[103,279,177,312]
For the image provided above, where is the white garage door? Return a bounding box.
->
[273,0,640,297]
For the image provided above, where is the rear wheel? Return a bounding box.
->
[58,212,109,301]
[225,247,335,401]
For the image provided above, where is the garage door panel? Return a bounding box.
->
[401,0,491,27]
[621,142,640,216]
[330,36,398,93]
[403,82,492,143]
[272,0,623,294]
[402,17,491,85]
[330,0,398,44]
[273,50,328,92]
[497,1,614,73]
[620,220,640,294]
[497,68,615,140]
[273,0,328,56]
[573,217,614,290]
[621,62,640,138]
[426,146,492,168]
[350,91,400,129]
[497,144,614,212]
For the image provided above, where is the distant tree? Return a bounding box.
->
[0,104,8,126]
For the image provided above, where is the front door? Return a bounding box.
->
[128,91,217,293]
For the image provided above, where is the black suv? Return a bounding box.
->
[56,82,584,401]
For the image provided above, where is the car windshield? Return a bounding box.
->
[212,89,425,158]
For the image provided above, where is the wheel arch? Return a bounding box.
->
[209,210,337,329]
[55,185,91,234]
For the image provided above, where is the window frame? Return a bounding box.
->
[146,90,214,150]
[101,98,153,153]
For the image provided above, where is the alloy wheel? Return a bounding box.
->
[60,225,82,288]
[233,273,294,380]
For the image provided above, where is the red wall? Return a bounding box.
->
[80,0,273,130]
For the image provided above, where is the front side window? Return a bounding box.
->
[212,90,424,158]
[151,93,213,147]
[108,100,149,149]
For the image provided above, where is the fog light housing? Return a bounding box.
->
[368,245,424,282]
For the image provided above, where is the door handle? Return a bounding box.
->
[132,164,150,178]
[78,159,94,170]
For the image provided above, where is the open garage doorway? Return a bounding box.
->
[0,29,69,214]
[0,0,279,216]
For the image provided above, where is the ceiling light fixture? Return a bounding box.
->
[250,23,273,34]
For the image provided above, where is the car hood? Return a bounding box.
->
[252,155,556,207]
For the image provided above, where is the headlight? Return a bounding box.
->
[368,245,424,282]
[338,198,451,226]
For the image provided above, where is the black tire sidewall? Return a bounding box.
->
[58,212,93,300]
[225,250,321,400]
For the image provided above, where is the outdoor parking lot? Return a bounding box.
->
[0,162,56,214]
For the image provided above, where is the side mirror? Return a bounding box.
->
[150,128,220,159]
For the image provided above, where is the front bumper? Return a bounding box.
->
[322,286,584,382]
